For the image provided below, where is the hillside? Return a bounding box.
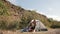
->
[0,0,60,30]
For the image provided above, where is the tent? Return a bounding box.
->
[34,20,48,32]
[20,20,48,32]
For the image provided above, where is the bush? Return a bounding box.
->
[0,21,19,30]
[19,16,33,29]
[0,1,9,16]
[50,25,60,28]
[5,21,21,30]
[0,21,7,29]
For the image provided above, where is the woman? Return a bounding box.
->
[28,20,36,32]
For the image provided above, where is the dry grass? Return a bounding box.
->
[0,29,60,34]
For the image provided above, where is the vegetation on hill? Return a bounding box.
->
[0,0,60,30]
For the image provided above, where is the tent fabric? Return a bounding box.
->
[35,20,47,32]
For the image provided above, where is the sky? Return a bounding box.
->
[7,0,60,21]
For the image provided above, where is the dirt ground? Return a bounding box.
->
[0,29,60,34]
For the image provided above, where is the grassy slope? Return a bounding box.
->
[0,0,60,30]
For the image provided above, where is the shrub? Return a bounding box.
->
[50,25,60,28]
[6,21,19,30]
[0,21,7,29]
